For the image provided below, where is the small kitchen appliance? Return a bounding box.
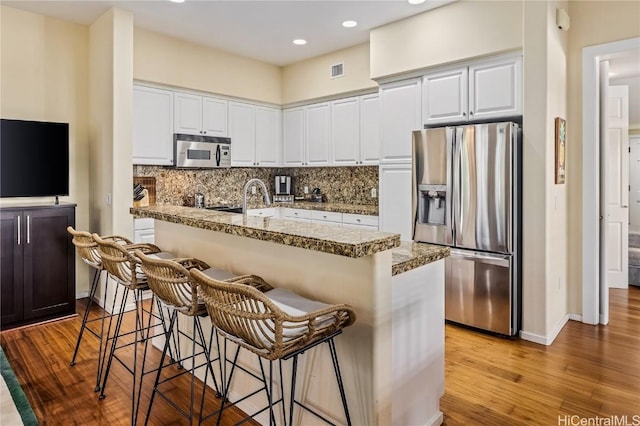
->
[273,175,294,203]
[174,134,231,168]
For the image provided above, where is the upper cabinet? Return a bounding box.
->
[133,85,174,166]
[282,103,330,167]
[422,54,522,125]
[174,92,228,136]
[379,78,422,164]
[331,94,380,166]
[230,102,281,167]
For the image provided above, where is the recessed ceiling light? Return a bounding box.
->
[169,0,185,3]
[408,0,426,4]
[293,39,307,46]
[342,20,358,28]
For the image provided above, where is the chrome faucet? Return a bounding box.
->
[242,178,271,214]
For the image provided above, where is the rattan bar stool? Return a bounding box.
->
[67,226,132,392]
[92,233,175,425]
[192,270,356,426]
[135,250,244,425]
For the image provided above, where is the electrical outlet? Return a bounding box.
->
[106,193,112,206]
[251,185,257,194]
[371,188,377,198]
[304,186,309,194]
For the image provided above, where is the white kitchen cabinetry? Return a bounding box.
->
[247,208,279,218]
[311,210,342,225]
[379,78,422,164]
[342,213,379,230]
[283,103,331,167]
[331,94,380,166]
[174,92,228,136]
[229,102,281,167]
[422,54,522,125]
[281,208,312,223]
[134,218,155,244]
[133,85,174,166]
[379,164,413,241]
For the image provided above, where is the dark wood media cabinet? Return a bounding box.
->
[1,203,76,329]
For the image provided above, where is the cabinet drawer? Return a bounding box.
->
[247,208,278,218]
[343,213,379,227]
[311,210,342,223]
[134,218,155,230]
[282,208,312,220]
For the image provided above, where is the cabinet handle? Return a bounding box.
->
[17,215,20,245]
[203,131,207,134]
[27,215,30,244]
[356,219,361,223]
[469,111,474,115]
[323,215,327,219]
[462,112,466,117]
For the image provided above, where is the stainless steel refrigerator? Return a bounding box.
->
[412,122,521,336]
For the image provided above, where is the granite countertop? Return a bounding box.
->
[391,242,450,276]
[130,205,398,258]
[274,201,378,216]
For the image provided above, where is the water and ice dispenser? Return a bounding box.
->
[417,184,447,226]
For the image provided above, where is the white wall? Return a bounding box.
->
[0,5,91,294]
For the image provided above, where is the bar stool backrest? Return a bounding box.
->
[67,227,133,270]
[92,233,157,290]
[135,250,210,316]
[192,270,356,361]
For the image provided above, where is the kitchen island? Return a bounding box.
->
[131,205,449,426]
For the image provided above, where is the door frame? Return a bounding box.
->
[582,37,640,325]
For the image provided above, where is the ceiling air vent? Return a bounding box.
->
[331,62,344,79]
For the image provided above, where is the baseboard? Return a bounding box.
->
[427,411,444,426]
[519,313,570,346]
[568,313,582,322]
[599,313,609,325]
[75,291,89,299]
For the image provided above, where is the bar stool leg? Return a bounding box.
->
[289,354,299,426]
[69,268,101,366]
[99,284,129,399]
[328,339,351,426]
[278,359,286,425]
[216,343,241,426]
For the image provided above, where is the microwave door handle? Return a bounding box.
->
[216,144,221,166]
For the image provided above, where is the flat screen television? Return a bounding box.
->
[1,119,69,198]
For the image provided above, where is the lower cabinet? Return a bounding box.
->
[134,217,155,244]
[0,204,76,329]
[379,163,413,240]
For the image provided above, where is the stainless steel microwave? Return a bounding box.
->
[174,134,231,168]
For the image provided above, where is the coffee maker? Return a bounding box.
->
[274,175,293,203]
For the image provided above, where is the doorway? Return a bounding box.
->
[582,37,640,325]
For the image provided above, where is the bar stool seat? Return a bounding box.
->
[192,271,356,426]
[66,227,132,393]
[134,251,242,425]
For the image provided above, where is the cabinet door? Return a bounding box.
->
[422,68,468,125]
[22,207,75,320]
[306,102,331,166]
[133,85,174,165]
[379,164,413,241]
[174,92,203,135]
[0,211,23,325]
[380,79,422,164]
[229,102,256,167]
[255,106,281,167]
[134,229,155,244]
[283,108,305,166]
[360,93,381,165]
[202,97,228,136]
[469,56,522,120]
[331,97,360,165]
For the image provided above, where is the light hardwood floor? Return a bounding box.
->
[1,287,638,425]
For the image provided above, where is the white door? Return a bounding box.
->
[598,61,610,324]
[202,97,228,136]
[255,106,281,167]
[379,164,413,241]
[360,93,380,165]
[174,92,202,135]
[468,55,522,120]
[422,67,468,125]
[331,97,360,165]
[306,102,331,166]
[132,85,174,165]
[607,85,630,289]
[229,102,256,167]
[379,78,422,164]
[282,108,305,166]
[631,135,640,233]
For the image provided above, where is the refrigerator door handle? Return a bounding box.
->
[446,127,455,243]
[449,248,510,267]
[453,127,463,242]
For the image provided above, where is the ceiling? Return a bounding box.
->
[3,0,453,66]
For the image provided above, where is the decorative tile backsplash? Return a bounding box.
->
[133,166,379,207]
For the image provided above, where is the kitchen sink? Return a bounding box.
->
[204,205,243,214]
